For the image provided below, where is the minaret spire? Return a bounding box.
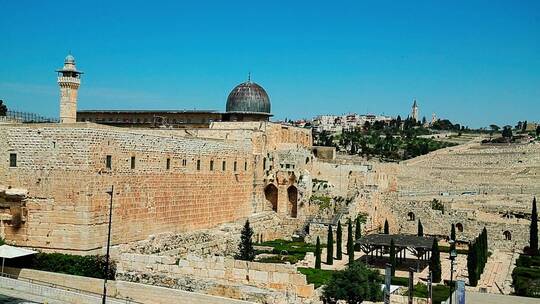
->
[247,72,251,83]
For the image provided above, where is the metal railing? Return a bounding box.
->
[3,110,59,123]
[0,272,142,303]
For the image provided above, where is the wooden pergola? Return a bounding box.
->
[356,234,435,270]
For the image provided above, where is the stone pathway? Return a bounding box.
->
[477,250,515,294]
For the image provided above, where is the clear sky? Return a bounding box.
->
[1,0,538,128]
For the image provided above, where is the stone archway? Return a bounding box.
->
[287,185,298,218]
[264,184,278,212]
[456,223,464,232]
[407,212,415,221]
[503,230,512,241]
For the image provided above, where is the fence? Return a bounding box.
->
[3,110,58,123]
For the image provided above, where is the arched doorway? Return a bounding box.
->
[456,223,464,232]
[264,184,278,212]
[407,212,415,221]
[503,230,512,241]
[287,186,298,218]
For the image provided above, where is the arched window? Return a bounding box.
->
[407,212,415,221]
[503,230,512,241]
[456,223,464,232]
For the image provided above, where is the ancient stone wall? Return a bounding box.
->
[116,253,315,303]
[0,123,255,252]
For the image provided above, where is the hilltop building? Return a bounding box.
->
[411,99,419,122]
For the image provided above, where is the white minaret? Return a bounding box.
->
[57,54,82,123]
[411,99,419,122]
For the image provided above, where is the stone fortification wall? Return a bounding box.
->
[0,123,255,253]
[388,198,530,251]
[116,253,315,303]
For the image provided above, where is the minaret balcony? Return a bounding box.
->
[57,76,81,84]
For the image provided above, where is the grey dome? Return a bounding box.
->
[226,81,271,114]
[65,54,75,64]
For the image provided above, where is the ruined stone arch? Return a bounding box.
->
[503,230,512,241]
[407,212,415,221]
[287,185,298,218]
[264,184,278,212]
[456,223,464,232]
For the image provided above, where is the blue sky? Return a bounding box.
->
[0,1,538,128]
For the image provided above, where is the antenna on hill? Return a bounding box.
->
[247,72,251,83]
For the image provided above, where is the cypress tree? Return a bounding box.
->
[315,236,322,269]
[530,197,538,256]
[467,242,478,286]
[327,224,334,265]
[336,221,343,260]
[430,238,441,283]
[417,219,424,237]
[389,238,396,276]
[236,220,256,261]
[347,219,355,264]
[354,216,362,251]
[384,219,389,234]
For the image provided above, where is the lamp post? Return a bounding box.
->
[448,240,457,304]
[102,186,114,304]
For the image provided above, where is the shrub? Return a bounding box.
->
[6,252,115,280]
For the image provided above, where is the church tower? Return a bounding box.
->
[57,54,82,123]
[411,99,419,122]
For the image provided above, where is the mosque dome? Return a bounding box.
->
[226,80,271,114]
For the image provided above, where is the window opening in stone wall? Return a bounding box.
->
[503,230,512,241]
[210,160,214,171]
[264,184,278,212]
[9,153,17,167]
[288,186,298,218]
[106,155,112,169]
[197,160,201,170]
[166,158,171,170]
[222,161,226,171]
[407,212,415,221]
[131,156,136,169]
[456,223,464,232]
[245,161,248,171]
[182,159,187,166]
[234,161,237,172]
[263,158,267,170]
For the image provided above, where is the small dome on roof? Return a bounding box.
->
[65,54,75,64]
[226,80,271,114]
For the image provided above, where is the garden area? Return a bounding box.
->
[254,239,317,264]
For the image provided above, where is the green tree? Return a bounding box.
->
[336,221,343,260]
[522,121,528,132]
[467,242,478,286]
[417,220,424,237]
[0,237,4,245]
[389,238,396,276]
[530,197,539,256]
[322,262,383,304]
[354,216,362,251]
[327,224,334,265]
[384,219,389,234]
[315,236,322,269]
[0,100,7,116]
[502,126,513,138]
[236,220,255,261]
[347,219,355,264]
[430,238,441,283]
[489,124,500,132]
[536,125,540,136]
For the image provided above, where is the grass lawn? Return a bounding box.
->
[406,283,450,304]
[256,239,317,264]
[298,267,334,288]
